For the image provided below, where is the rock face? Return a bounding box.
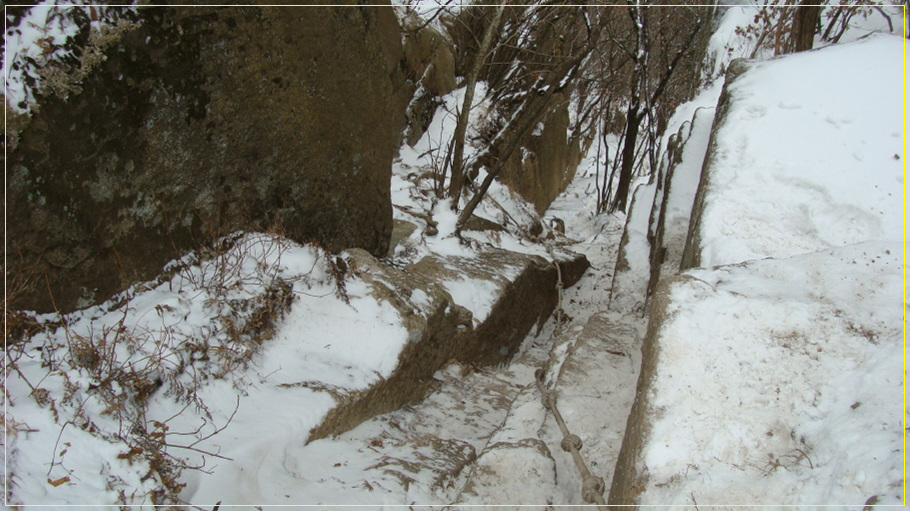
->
[399,9,589,213]
[679,59,750,271]
[401,25,457,146]
[544,311,643,503]
[6,5,405,313]
[607,276,683,505]
[403,25,456,98]
[499,93,589,215]
[645,107,715,301]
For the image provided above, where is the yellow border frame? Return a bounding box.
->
[2,1,907,508]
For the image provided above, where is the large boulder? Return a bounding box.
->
[6,5,405,313]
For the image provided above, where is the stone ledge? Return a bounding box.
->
[307,246,589,442]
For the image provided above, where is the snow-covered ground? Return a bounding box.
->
[236,150,634,509]
[2,64,615,508]
[4,233,416,505]
[4,3,908,509]
[642,243,904,506]
[696,35,903,268]
[625,34,907,507]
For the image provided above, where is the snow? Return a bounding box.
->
[4,5,907,508]
[391,0,460,30]
[608,80,724,314]
[660,82,723,223]
[704,3,906,82]
[632,32,907,506]
[696,35,905,268]
[3,75,625,506]
[438,274,499,325]
[642,243,904,505]
[5,234,409,506]
[608,179,656,314]
[259,287,404,386]
[3,76,576,508]
[3,1,127,111]
[390,82,549,264]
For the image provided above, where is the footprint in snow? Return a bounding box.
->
[825,115,854,128]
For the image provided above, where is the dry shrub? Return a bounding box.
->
[5,231,305,505]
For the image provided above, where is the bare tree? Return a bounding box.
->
[454,5,598,233]
[739,1,889,57]
[448,5,505,206]
[605,3,711,213]
[791,0,825,52]
[434,2,712,225]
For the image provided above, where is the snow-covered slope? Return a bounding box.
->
[612,34,907,507]
[634,243,904,506]
[4,5,907,509]
[3,75,586,510]
[689,35,904,268]
[4,235,413,505]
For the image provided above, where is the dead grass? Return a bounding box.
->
[4,231,305,505]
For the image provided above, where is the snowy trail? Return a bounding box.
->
[4,72,650,509]
[538,173,648,505]
[6,7,906,508]
[230,162,647,507]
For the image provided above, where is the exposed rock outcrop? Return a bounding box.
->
[429,5,592,214]
[607,276,678,505]
[404,25,457,98]
[645,107,715,301]
[306,247,589,442]
[499,93,590,215]
[7,5,405,313]
[680,59,750,270]
[402,25,457,146]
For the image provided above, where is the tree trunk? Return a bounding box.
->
[448,5,505,208]
[454,88,561,233]
[791,1,823,52]
[610,4,647,214]
[610,108,641,213]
